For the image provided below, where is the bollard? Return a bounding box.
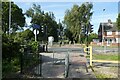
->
[20,53,23,74]
[89,46,92,67]
[64,51,69,78]
[84,46,92,66]
[40,54,42,76]
[53,51,55,64]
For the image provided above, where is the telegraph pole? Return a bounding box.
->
[102,9,105,46]
[59,19,61,46]
[46,26,48,52]
[9,1,11,35]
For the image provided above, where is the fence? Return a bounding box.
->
[20,46,42,77]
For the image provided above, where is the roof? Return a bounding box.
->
[98,22,118,32]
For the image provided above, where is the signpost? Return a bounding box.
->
[33,29,39,41]
[32,24,40,41]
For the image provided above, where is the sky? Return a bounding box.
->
[14,1,118,34]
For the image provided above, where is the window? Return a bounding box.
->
[117,38,120,43]
[105,39,107,41]
[110,39,112,42]
[116,32,120,35]
[107,32,112,35]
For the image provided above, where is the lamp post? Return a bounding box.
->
[9,1,11,35]
[102,9,105,46]
[45,25,48,52]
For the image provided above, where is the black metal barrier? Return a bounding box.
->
[64,52,69,78]
[20,45,42,77]
[39,44,45,52]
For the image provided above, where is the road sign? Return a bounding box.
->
[34,29,39,35]
[33,29,39,41]
[32,24,40,29]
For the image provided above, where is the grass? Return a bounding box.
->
[95,73,114,78]
[86,53,120,61]
[93,53,120,61]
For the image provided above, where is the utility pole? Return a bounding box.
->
[9,1,11,35]
[59,19,61,46]
[102,9,105,46]
[45,26,48,52]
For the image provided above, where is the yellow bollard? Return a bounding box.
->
[84,46,92,66]
[89,46,92,66]
[84,47,90,53]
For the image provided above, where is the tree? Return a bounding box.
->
[14,29,34,43]
[117,13,120,30]
[64,2,93,43]
[26,4,58,42]
[2,34,21,61]
[2,2,25,34]
[88,33,98,43]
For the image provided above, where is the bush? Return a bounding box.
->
[2,34,21,61]
[28,41,39,53]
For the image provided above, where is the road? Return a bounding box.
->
[48,47,84,53]
[48,45,118,54]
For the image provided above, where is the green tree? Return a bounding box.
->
[2,34,21,61]
[26,4,58,41]
[64,2,93,43]
[2,2,25,34]
[14,29,34,43]
[88,33,98,43]
[117,13,120,30]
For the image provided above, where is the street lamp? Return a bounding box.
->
[9,1,11,35]
[102,9,105,46]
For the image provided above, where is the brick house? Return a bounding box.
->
[98,19,120,46]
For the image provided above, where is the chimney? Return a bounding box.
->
[108,19,112,24]
[107,19,113,27]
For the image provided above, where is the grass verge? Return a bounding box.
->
[94,73,114,78]
[86,53,120,61]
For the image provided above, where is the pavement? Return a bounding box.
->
[37,52,97,78]
[68,53,96,78]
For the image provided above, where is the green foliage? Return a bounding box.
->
[64,2,93,42]
[22,54,39,69]
[93,53,119,61]
[2,2,25,34]
[64,28,73,41]
[20,29,34,41]
[2,58,20,77]
[95,73,113,78]
[2,33,39,77]
[14,29,34,43]
[28,41,39,53]
[26,4,58,42]
[88,33,98,43]
[2,34,21,61]
[117,13,120,30]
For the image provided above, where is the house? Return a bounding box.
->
[98,19,120,46]
[93,38,99,43]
